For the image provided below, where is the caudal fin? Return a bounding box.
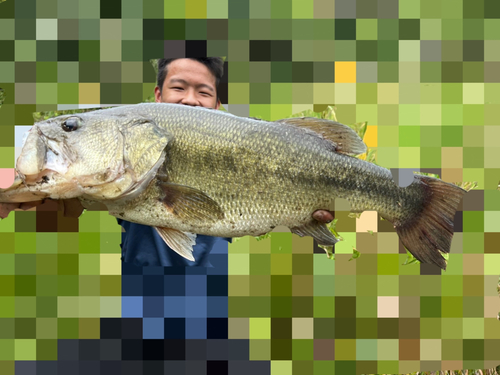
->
[395,175,467,270]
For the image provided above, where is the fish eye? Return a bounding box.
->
[62,117,80,132]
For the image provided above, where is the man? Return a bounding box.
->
[119,57,334,266]
[0,57,334,265]
[119,57,227,266]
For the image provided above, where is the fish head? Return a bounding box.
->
[14,108,171,201]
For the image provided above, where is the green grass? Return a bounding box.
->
[32,107,113,122]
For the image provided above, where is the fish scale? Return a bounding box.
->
[1,103,466,269]
[110,105,440,233]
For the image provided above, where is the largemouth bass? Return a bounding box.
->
[0,103,466,269]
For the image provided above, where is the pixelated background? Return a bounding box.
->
[0,0,499,374]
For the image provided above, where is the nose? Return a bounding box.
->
[180,89,199,106]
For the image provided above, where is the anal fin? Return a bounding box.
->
[291,221,339,246]
[155,227,197,261]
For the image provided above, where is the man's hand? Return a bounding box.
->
[57,199,85,218]
[313,210,334,223]
[0,199,84,219]
[0,201,43,219]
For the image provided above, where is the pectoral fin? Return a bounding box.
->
[291,221,339,246]
[155,227,197,261]
[159,182,224,223]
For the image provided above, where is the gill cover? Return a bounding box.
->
[62,112,173,201]
[114,117,173,200]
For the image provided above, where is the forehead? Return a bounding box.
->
[164,59,216,86]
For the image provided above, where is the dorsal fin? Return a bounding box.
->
[276,117,367,155]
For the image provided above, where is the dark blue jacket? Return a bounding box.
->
[118,219,231,267]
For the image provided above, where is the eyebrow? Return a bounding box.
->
[169,78,215,93]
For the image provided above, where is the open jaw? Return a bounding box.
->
[0,170,77,203]
[17,123,74,179]
[18,168,58,185]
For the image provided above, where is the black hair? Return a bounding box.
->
[156,57,224,102]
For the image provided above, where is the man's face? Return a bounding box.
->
[154,58,220,110]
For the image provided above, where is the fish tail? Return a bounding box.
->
[394,174,467,270]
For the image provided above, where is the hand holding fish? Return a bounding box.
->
[312,210,334,223]
[0,201,41,219]
[0,199,84,219]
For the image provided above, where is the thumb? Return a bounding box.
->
[62,199,85,218]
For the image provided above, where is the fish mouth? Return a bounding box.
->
[19,169,59,185]
[16,126,70,186]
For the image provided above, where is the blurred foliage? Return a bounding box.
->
[142,58,160,103]
[349,248,360,261]
[143,93,156,103]
[497,275,500,322]
[416,171,441,179]
[31,59,159,122]
[288,106,338,121]
[3,26,498,375]
[150,58,159,76]
[455,180,478,192]
[254,232,272,241]
[403,250,421,266]
[403,249,449,267]
[32,107,115,122]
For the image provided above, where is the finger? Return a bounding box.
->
[312,210,334,224]
[63,198,85,218]
[0,203,21,219]
[19,201,44,210]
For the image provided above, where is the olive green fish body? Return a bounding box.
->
[109,105,457,246]
[101,104,389,233]
[1,103,466,269]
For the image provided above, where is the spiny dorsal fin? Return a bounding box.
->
[276,117,367,155]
